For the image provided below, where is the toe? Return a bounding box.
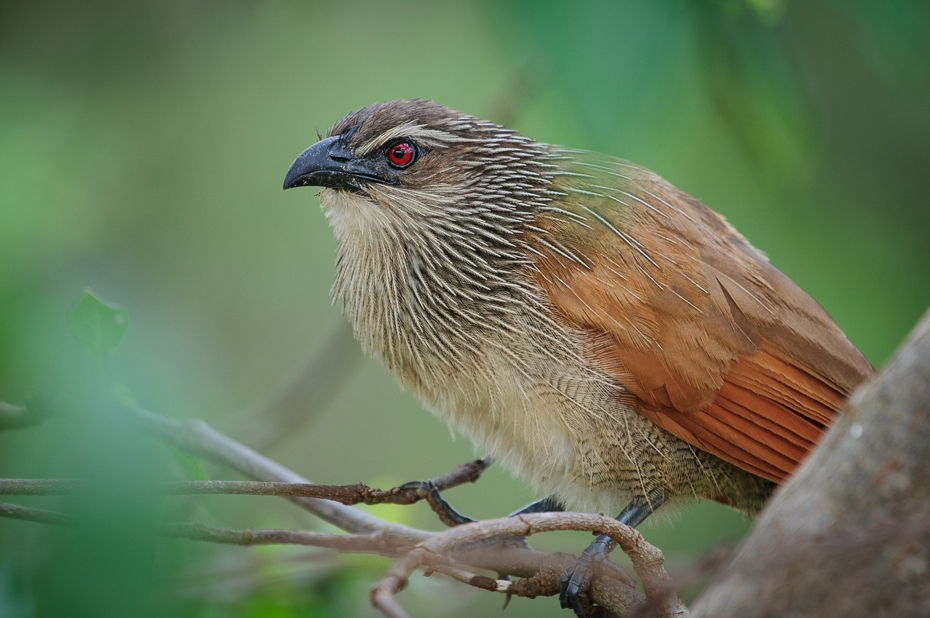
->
[397,480,432,493]
[559,565,591,615]
[559,546,608,617]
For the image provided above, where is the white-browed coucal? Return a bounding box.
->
[283,99,874,614]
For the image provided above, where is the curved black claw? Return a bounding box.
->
[501,575,513,610]
[559,536,612,617]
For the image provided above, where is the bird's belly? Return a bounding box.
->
[421,370,571,479]
[414,359,646,515]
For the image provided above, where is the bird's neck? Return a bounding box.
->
[322,186,544,392]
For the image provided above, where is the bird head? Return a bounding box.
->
[284,99,477,194]
[283,99,557,231]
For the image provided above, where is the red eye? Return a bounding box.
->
[387,141,415,167]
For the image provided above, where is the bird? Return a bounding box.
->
[283,99,874,615]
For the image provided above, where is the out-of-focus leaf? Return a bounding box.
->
[109,383,138,406]
[744,0,785,22]
[710,0,786,23]
[695,3,817,187]
[485,0,687,148]
[169,446,210,481]
[69,289,129,370]
[845,0,930,94]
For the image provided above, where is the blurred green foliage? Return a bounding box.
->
[68,289,129,375]
[1,1,928,616]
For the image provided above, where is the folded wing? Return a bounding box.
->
[528,154,873,482]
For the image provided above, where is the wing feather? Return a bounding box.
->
[530,156,874,482]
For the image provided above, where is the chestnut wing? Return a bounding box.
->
[528,155,873,482]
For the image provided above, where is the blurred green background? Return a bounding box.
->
[1,0,929,616]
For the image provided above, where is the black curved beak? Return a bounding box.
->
[283,136,384,191]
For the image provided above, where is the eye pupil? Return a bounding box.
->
[387,141,414,167]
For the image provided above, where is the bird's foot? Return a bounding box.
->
[397,480,475,527]
[559,537,613,617]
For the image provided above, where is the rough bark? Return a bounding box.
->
[692,308,930,618]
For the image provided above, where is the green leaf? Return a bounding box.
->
[69,289,129,370]
[109,383,139,407]
[169,447,210,481]
[695,3,817,187]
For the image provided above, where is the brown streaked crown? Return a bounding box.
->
[324,99,537,192]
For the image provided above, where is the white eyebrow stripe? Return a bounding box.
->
[356,122,468,155]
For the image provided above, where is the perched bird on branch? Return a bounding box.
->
[283,99,874,614]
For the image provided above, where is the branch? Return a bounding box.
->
[0,502,415,555]
[164,521,547,599]
[163,522,416,555]
[0,458,490,504]
[372,512,684,618]
[0,501,70,526]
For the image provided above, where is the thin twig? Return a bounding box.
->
[0,459,491,504]
[162,522,416,555]
[128,405,426,540]
[429,457,493,494]
[0,501,71,526]
[0,503,413,555]
[0,479,82,495]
